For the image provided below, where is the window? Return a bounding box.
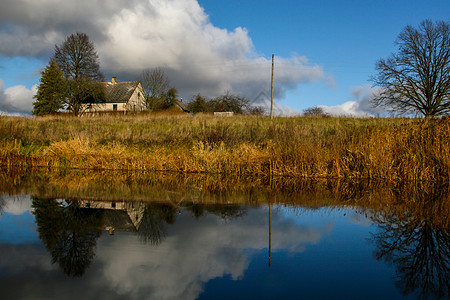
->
[113,104,118,111]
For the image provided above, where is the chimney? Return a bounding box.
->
[111,77,117,84]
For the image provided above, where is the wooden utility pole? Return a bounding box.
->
[270,54,274,120]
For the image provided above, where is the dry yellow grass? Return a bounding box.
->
[0,113,449,182]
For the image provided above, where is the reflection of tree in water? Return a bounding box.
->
[186,203,247,221]
[138,203,178,246]
[370,199,449,299]
[32,197,102,277]
[0,195,6,217]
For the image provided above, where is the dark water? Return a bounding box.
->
[0,171,448,299]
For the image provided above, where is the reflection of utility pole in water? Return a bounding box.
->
[269,200,272,267]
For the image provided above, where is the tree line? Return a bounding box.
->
[139,67,263,115]
[34,19,449,117]
[32,32,260,117]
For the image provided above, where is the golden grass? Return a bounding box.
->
[0,113,449,182]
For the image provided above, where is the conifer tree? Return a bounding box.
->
[32,60,67,116]
[187,93,209,114]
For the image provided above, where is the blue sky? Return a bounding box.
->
[0,0,449,115]
[198,0,449,114]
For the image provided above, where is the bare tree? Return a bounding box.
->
[54,32,103,81]
[53,32,104,116]
[371,20,450,116]
[140,68,170,110]
[208,92,249,114]
[303,106,329,117]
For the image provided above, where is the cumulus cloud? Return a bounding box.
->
[251,91,302,116]
[320,84,386,117]
[0,0,331,112]
[0,0,129,57]
[0,79,37,114]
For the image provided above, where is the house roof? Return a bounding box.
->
[100,81,140,103]
[174,100,190,112]
[101,209,139,232]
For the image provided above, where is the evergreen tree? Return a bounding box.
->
[152,87,179,111]
[32,60,67,116]
[187,93,209,114]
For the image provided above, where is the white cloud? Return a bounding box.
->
[0,79,37,114]
[320,84,386,117]
[251,92,302,116]
[0,0,331,113]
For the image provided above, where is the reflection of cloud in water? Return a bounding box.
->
[98,207,333,299]
[1,194,33,215]
[0,243,121,300]
[348,212,373,227]
[0,205,333,300]
[0,244,54,274]
[0,195,37,244]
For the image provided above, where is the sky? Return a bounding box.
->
[0,0,448,116]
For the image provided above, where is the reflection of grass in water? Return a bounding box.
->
[0,114,449,181]
[1,168,448,230]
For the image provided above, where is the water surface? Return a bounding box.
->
[0,170,448,299]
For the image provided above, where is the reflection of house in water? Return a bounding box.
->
[83,200,146,234]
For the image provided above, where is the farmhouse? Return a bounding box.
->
[85,77,146,113]
[82,200,145,233]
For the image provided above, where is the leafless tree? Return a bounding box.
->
[140,68,170,110]
[54,32,103,81]
[53,32,104,116]
[371,20,450,116]
[303,106,329,117]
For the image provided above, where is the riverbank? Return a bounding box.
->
[0,114,449,182]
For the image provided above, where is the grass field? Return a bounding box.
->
[0,113,449,182]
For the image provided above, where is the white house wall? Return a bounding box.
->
[83,83,147,113]
[125,83,146,112]
[87,103,127,112]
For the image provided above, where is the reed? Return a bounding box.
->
[0,114,449,182]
